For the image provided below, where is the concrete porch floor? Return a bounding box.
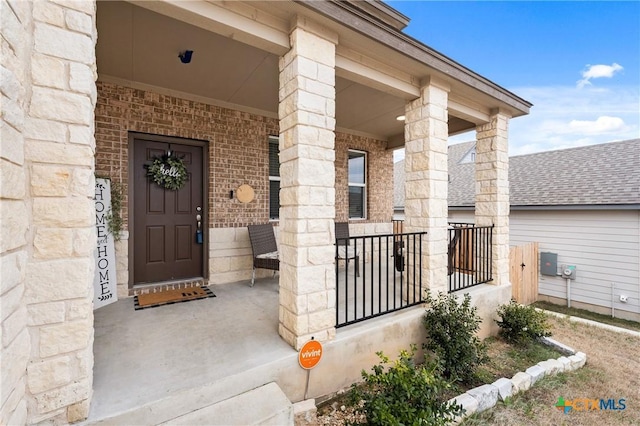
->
[88,276,292,422]
[86,261,476,423]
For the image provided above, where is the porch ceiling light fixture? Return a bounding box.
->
[178,50,194,64]
[396,115,405,121]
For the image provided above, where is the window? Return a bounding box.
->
[268,136,280,220]
[348,150,366,219]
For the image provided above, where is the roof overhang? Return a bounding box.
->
[296,0,532,116]
[97,1,531,144]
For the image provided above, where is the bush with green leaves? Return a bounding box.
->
[422,291,488,384]
[350,345,462,426]
[496,300,552,345]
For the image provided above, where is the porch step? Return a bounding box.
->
[86,382,293,425]
[158,382,293,425]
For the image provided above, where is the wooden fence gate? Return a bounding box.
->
[510,242,539,305]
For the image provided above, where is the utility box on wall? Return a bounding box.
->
[561,265,577,279]
[540,252,558,276]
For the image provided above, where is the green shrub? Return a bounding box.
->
[422,291,488,384]
[496,300,552,345]
[350,345,462,426]
[106,181,124,241]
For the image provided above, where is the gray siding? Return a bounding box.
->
[510,210,639,316]
[448,209,640,317]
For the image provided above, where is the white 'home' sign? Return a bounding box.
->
[94,178,118,309]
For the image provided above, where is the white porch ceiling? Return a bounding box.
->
[96,1,471,142]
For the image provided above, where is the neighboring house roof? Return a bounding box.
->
[446,141,476,207]
[394,139,640,209]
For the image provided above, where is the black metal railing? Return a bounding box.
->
[335,231,427,328]
[448,223,494,292]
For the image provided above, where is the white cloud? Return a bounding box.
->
[397,83,639,158]
[507,84,638,155]
[568,116,626,134]
[577,63,623,88]
[447,84,639,156]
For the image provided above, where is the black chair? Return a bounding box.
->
[247,224,279,287]
[335,222,359,277]
[393,240,405,272]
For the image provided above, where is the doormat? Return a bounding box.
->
[134,286,215,310]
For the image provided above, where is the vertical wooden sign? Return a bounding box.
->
[94,178,118,309]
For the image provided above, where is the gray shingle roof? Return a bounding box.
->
[395,139,640,208]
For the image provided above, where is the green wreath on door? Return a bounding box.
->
[146,154,188,190]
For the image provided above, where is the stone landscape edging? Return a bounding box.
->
[299,307,635,425]
[447,337,586,424]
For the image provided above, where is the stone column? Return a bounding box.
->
[278,18,338,350]
[1,0,97,424]
[403,78,450,295]
[1,1,32,425]
[475,110,510,286]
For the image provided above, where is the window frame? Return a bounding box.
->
[348,149,367,220]
[268,136,280,221]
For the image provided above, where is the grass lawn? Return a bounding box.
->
[465,338,559,391]
[462,316,640,425]
[533,301,640,332]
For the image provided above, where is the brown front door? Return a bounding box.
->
[132,134,205,285]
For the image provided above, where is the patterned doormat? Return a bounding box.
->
[134,286,215,310]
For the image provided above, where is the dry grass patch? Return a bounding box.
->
[463,316,640,425]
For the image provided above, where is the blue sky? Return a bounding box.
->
[387,1,639,158]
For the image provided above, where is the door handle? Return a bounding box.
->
[195,208,203,244]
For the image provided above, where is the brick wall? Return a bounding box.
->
[95,81,394,288]
[335,133,393,223]
[95,81,279,228]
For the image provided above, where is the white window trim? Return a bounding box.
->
[348,149,367,220]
